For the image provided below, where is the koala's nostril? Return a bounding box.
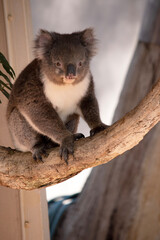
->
[66,64,76,77]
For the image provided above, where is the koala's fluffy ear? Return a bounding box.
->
[34,29,54,59]
[80,28,97,57]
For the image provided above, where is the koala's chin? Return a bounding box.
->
[63,78,76,84]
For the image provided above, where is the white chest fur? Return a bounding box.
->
[42,74,90,122]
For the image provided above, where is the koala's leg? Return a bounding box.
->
[65,113,85,140]
[80,91,109,136]
[65,114,80,134]
[8,108,52,161]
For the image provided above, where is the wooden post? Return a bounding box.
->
[0,0,50,239]
[54,0,160,239]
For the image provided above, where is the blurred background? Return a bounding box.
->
[30,0,147,201]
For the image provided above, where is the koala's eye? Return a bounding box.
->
[55,62,61,67]
[78,61,82,67]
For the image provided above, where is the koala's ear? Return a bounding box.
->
[34,29,54,59]
[80,28,98,57]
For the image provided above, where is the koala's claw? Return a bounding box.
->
[90,124,109,137]
[73,133,85,141]
[33,153,43,162]
[60,144,74,164]
[60,133,84,163]
[32,149,48,163]
[60,147,72,164]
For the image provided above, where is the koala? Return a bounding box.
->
[6,28,108,163]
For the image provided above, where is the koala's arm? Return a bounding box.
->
[79,79,108,136]
[14,81,85,161]
[18,97,71,143]
[11,75,71,144]
[17,95,79,161]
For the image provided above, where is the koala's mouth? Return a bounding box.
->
[63,76,76,84]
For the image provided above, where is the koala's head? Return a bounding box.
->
[35,28,97,85]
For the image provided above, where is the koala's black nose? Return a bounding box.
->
[66,64,76,78]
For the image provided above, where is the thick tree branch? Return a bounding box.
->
[0,79,160,190]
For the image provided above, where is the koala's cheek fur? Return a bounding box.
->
[55,68,61,75]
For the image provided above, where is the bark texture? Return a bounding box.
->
[0,77,159,190]
[54,1,160,239]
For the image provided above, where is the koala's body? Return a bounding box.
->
[7,28,107,162]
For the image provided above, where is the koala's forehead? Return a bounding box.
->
[51,37,85,60]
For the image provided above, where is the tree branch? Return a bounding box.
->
[0,79,160,190]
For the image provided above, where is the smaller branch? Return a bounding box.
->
[0,79,160,190]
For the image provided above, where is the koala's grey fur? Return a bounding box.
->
[7,28,108,162]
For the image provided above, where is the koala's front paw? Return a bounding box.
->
[32,148,48,162]
[60,133,84,163]
[90,124,109,137]
[73,133,85,141]
[60,135,74,163]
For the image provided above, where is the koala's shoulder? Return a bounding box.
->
[12,59,43,97]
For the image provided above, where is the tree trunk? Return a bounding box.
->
[55,0,160,239]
